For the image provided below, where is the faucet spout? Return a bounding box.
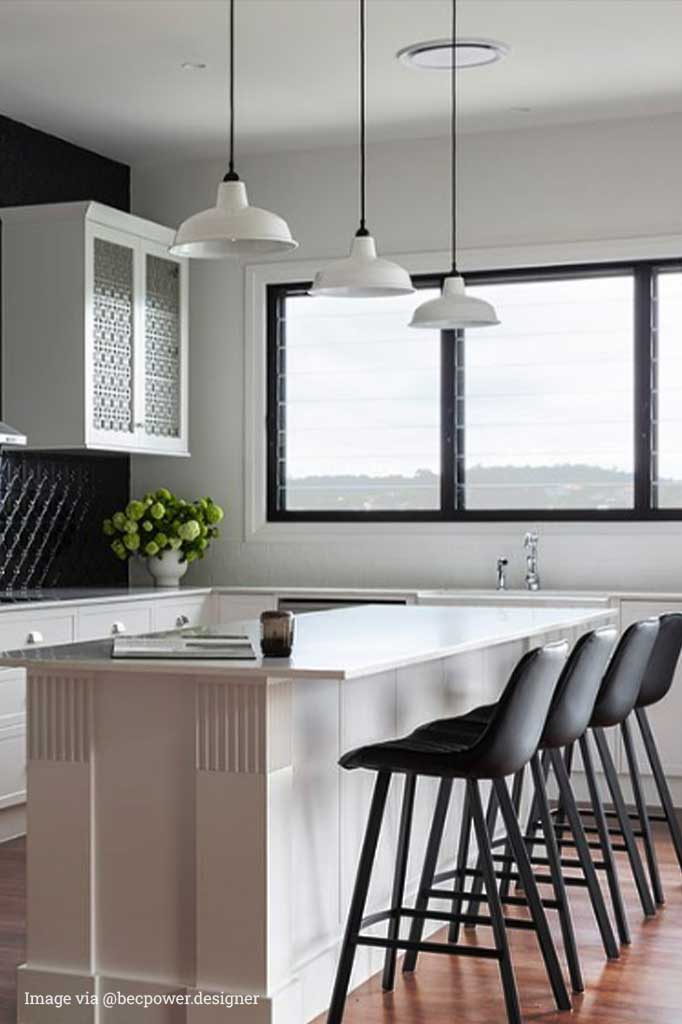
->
[524,531,541,591]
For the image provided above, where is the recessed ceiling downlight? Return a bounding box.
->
[397,37,509,70]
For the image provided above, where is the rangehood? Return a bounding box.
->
[0,421,27,446]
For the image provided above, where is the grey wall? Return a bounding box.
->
[130,114,682,590]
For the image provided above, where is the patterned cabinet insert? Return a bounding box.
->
[87,221,188,455]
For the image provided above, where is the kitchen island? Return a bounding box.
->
[2,604,614,1024]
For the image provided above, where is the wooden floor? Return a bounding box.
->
[0,831,679,1023]
[313,824,682,1024]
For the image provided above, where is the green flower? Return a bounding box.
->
[144,541,160,557]
[142,520,154,533]
[150,502,165,520]
[126,500,146,521]
[198,538,208,551]
[124,519,138,534]
[185,549,198,563]
[177,519,201,542]
[168,537,182,550]
[123,533,140,552]
[154,533,168,548]
[102,518,115,536]
[111,539,127,558]
[156,488,172,502]
[112,512,127,531]
[206,503,224,525]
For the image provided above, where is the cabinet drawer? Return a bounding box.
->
[151,597,208,632]
[0,670,25,718]
[77,604,153,641]
[0,611,74,652]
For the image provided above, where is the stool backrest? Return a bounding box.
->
[636,612,682,708]
[541,626,618,749]
[469,640,568,778]
[590,618,659,728]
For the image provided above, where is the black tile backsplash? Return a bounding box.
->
[0,451,128,589]
[0,113,132,587]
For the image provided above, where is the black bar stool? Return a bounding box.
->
[327,641,570,1024]
[609,613,682,905]
[451,625,621,991]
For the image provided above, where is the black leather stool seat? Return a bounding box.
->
[340,731,475,776]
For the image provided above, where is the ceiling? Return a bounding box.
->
[1,0,682,167]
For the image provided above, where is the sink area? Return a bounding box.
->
[417,589,611,606]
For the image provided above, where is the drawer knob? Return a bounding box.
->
[26,631,44,645]
[176,614,190,627]
[111,622,126,635]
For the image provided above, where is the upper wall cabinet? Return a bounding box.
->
[1,201,189,456]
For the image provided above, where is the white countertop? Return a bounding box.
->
[0,603,615,681]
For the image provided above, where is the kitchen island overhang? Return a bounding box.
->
[3,603,615,1024]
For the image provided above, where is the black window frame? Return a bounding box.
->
[266,258,682,522]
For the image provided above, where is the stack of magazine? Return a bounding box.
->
[111,625,257,660]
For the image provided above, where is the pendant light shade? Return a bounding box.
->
[169,0,297,260]
[310,0,413,298]
[310,235,414,297]
[409,0,499,329]
[169,180,297,259]
[409,274,499,328]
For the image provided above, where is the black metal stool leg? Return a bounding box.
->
[448,782,473,943]
[636,706,682,873]
[465,783,500,926]
[530,753,584,993]
[402,777,453,974]
[382,773,417,991]
[621,717,664,906]
[470,779,522,1024]
[593,727,656,918]
[550,748,619,960]
[523,749,550,863]
[554,743,575,839]
[579,733,631,945]
[327,771,392,1024]
[494,778,572,1012]
[500,767,525,900]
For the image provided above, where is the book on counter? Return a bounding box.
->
[111,625,258,660]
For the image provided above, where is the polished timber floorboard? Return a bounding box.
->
[0,832,679,1022]
[313,825,682,1024]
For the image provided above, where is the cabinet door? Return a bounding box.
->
[86,225,139,450]
[137,241,188,455]
[620,600,682,777]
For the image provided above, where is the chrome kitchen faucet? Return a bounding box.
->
[524,531,541,591]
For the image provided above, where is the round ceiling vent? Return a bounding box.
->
[397,38,509,70]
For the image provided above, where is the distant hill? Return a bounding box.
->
[284,464,680,511]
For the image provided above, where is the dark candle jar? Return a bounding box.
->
[260,610,295,657]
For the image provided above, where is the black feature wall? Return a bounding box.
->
[0,113,131,588]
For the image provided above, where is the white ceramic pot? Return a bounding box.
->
[146,549,188,589]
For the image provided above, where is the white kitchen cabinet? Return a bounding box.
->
[1,201,189,456]
[619,600,682,777]
[150,594,211,631]
[77,602,153,642]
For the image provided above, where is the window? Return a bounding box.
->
[266,261,682,521]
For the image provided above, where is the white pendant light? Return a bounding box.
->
[169,0,297,260]
[310,0,413,298]
[409,0,499,329]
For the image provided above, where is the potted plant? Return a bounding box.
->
[103,489,224,587]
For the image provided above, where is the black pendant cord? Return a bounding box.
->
[450,0,458,275]
[224,0,239,183]
[356,0,369,237]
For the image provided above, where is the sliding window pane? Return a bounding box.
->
[276,289,441,511]
[462,275,634,510]
[654,270,682,507]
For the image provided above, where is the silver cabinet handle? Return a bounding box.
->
[176,614,190,627]
[111,621,126,635]
[26,631,44,645]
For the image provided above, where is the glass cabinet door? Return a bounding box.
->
[91,235,136,440]
[141,248,187,452]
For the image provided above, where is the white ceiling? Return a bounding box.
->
[1,0,682,167]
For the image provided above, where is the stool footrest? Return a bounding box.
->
[356,934,502,960]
